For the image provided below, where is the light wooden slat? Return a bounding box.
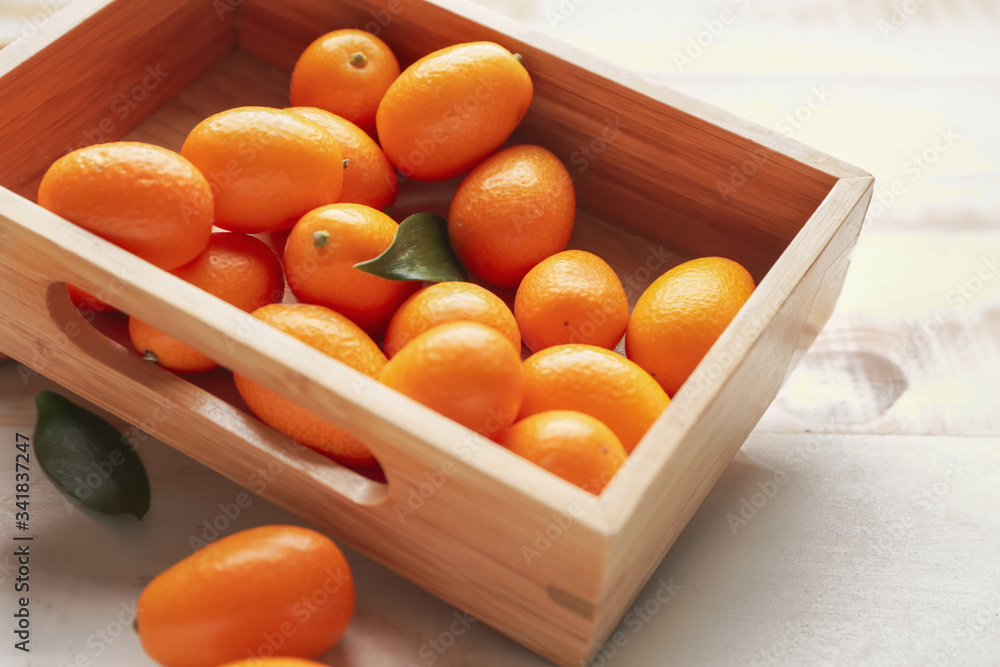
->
[757,228,1000,437]
[597,175,872,642]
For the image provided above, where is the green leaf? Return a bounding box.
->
[354,212,468,282]
[33,391,151,520]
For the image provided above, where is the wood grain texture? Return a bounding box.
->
[597,175,872,641]
[0,0,235,198]
[0,1,872,664]
[757,228,1000,437]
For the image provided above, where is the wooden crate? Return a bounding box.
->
[0,1,873,664]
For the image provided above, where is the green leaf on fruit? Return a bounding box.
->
[354,212,468,283]
[33,391,151,520]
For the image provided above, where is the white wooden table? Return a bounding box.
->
[2,0,999,665]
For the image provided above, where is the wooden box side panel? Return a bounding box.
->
[0,0,235,198]
[594,177,873,640]
[0,193,611,667]
[236,0,840,280]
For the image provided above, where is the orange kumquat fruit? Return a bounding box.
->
[233,303,387,468]
[283,203,419,338]
[180,106,343,233]
[384,281,520,357]
[376,41,532,181]
[290,29,401,135]
[380,321,523,436]
[519,344,669,453]
[501,410,626,494]
[38,141,213,270]
[128,232,284,373]
[448,144,575,287]
[137,525,354,667]
[286,106,398,210]
[515,250,628,352]
[626,256,755,396]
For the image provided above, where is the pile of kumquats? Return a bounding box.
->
[37,30,754,666]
